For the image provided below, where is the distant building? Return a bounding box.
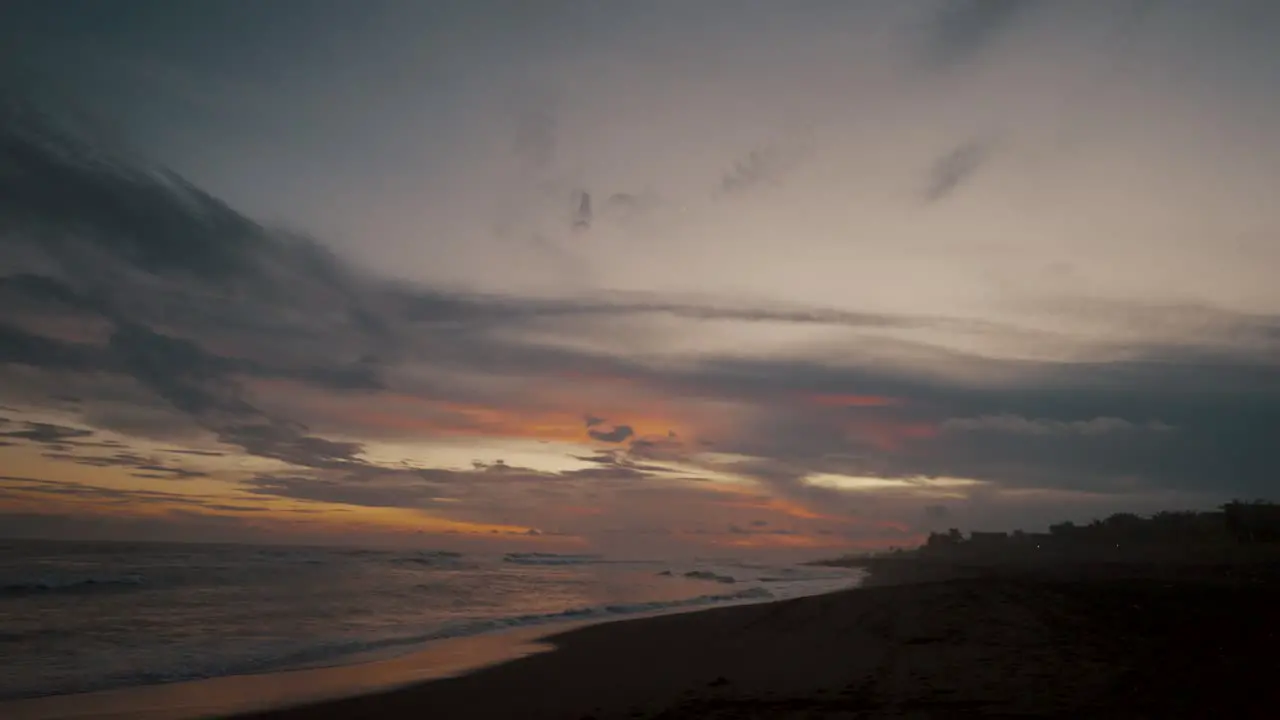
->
[968,531,1009,546]
[1224,501,1280,543]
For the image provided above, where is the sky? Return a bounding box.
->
[1,0,1279,559]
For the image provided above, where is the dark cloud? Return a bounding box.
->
[129,468,210,480]
[108,321,250,418]
[675,347,1280,499]
[39,449,210,480]
[218,423,365,470]
[587,424,634,443]
[0,103,393,472]
[923,139,992,203]
[102,320,372,470]
[627,432,688,463]
[942,415,1174,436]
[0,421,93,444]
[565,450,669,482]
[0,93,260,282]
[0,323,100,370]
[922,0,1037,69]
[572,190,592,232]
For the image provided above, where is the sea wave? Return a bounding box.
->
[502,552,603,566]
[680,570,738,584]
[390,550,470,567]
[0,584,775,700]
[0,573,146,596]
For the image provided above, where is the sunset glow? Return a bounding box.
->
[2,0,1275,560]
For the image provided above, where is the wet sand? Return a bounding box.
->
[228,560,1280,719]
[0,625,564,720]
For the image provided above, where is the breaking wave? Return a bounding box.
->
[0,584,774,700]
[680,570,737,584]
[1,573,146,596]
[502,552,604,566]
[390,550,472,568]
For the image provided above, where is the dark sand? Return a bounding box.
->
[233,560,1280,719]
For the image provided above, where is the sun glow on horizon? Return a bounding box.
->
[803,473,985,496]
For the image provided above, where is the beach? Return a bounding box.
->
[0,541,860,720]
[227,560,1280,719]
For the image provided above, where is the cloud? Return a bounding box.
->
[638,344,1280,499]
[561,464,650,481]
[572,190,592,232]
[581,415,638,444]
[0,93,260,282]
[942,414,1174,436]
[3,474,226,509]
[245,473,446,509]
[0,322,100,371]
[923,139,993,203]
[4,90,1280,543]
[39,449,210,480]
[587,423,635,444]
[720,148,784,195]
[0,421,93,445]
[627,432,687,463]
[921,0,1037,69]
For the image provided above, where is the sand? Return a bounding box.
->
[0,625,565,720]
[224,560,1280,719]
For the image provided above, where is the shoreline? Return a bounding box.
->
[231,559,1280,719]
[10,559,1279,718]
[0,579,856,720]
[0,624,563,720]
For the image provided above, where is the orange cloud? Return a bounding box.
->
[720,530,927,551]
[846,419,938,451]
[718,495,839,522]
[715,533,841,549]
[708,482,914,533]
[271,379,704,446]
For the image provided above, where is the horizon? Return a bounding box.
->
[3,0,1279,560]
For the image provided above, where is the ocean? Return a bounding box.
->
[0,539,862,701]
